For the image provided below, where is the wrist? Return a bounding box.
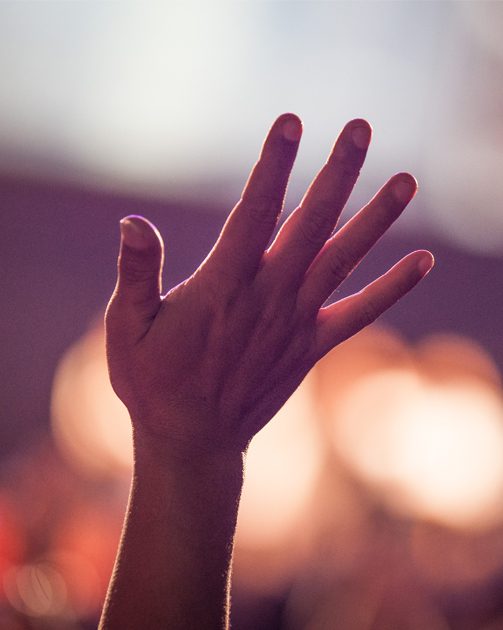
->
[132,421,246,482]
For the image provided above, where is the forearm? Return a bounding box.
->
[100,424,245,630]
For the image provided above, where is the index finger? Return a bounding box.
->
[208,113,302,280]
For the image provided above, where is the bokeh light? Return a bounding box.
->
[234,375,323,591]
[312,328,503,532]
[236,374,322,551]
[7,317,503,626]
[4,562,68,620]
[51,324,132,479]
[334,369,503,530]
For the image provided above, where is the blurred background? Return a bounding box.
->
[0,2,502,629]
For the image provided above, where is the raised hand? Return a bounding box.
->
[101,114,433,630]
[105,113,433,457]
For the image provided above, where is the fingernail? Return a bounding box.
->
[417,252,434,276]
[282,117,303,142]
[351,125,371,149]
[392,176,417,203]
[120,217,149,249]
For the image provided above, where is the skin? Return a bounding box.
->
[100,113,434,629]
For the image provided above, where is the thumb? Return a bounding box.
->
[114,215,164,319]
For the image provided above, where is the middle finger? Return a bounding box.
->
[266,118,372,287]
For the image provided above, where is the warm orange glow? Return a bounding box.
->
[48,551,102,619]
[236,373,323,550]
[233,376,325,592]
[52,503,122,599]
[51,325,133,478]
[4,562,68,619]
[417,333,502,387]
[333,368,503,530]
[313,330,503,531]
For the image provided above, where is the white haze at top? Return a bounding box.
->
[0,2,502,254]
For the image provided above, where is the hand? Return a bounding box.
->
[105,113,433,457]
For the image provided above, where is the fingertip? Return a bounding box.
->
[346,118,373,150]
[391,172,418,204]
[275,112,303,143]
[395,172,418,188]
[119,215,162,250]
[416,250,435,276]
[116,215,164,310]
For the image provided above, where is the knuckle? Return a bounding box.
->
[242,195,283,228]
[326,243,354,284]
[358,296,379,327]
[120,258,157,287]
[298,204,334,246]
[393,278,410,301]
[256,289,293,336]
